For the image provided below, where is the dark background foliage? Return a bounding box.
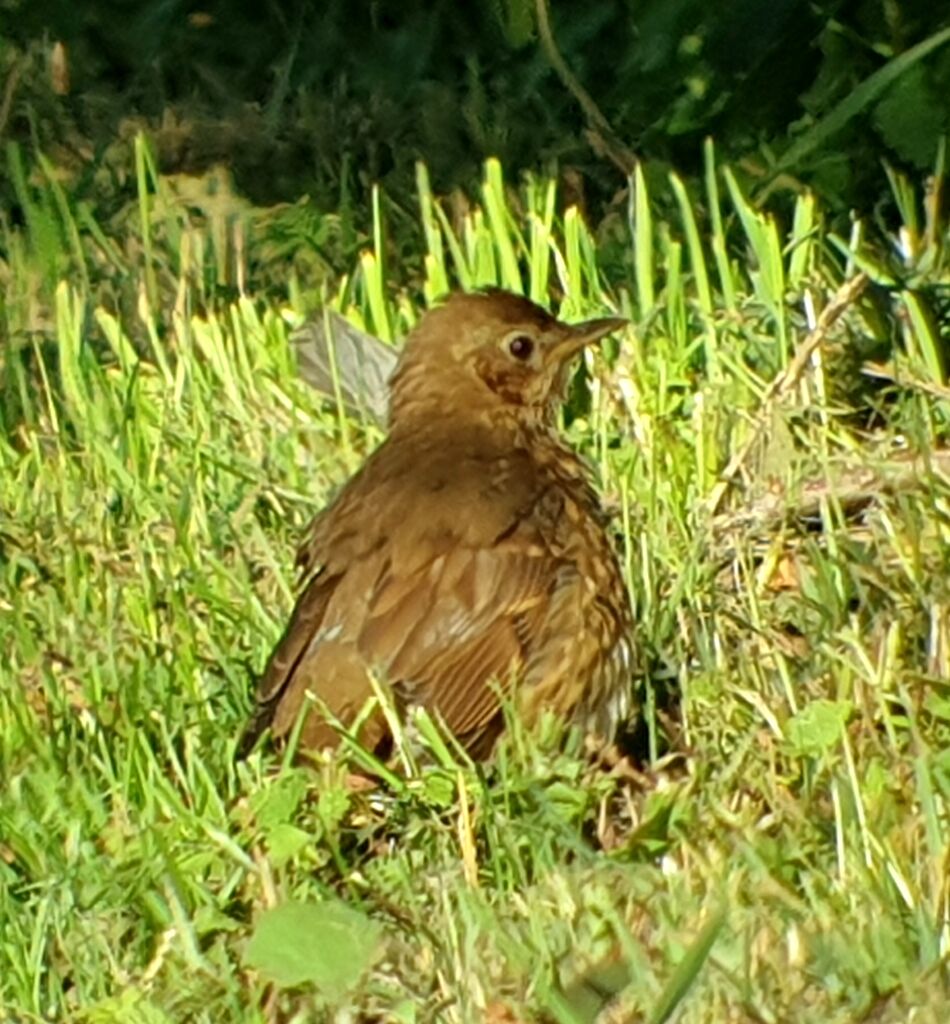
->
[2,0,949,220]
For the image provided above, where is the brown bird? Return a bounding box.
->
[241,289,634,760]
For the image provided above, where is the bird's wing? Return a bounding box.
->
[237,565,342,756]
[357,530,557,748]
[241,440,568,756]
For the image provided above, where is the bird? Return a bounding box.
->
[240,289,634,760]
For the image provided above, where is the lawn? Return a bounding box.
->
[1,141,949,1022]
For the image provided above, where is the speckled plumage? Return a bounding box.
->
[241,290,634,759]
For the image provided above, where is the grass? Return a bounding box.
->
[1,136,950,1022]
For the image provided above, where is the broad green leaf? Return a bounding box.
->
[266,822,311,866]
[786,699,853,758]
[245,900,382,998]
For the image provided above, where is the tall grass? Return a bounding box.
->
[1,137,949,1021]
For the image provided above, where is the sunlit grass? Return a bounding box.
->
[1,138,949,1021]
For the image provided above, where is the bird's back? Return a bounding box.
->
[242,421,632,757]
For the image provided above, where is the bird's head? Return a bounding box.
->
[389,290,625,428]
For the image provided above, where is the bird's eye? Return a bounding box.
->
[507,334,534,361]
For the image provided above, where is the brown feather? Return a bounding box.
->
[240,290,634,761]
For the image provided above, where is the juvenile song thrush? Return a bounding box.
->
[241,290,634,759]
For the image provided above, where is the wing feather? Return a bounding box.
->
[238,569,340,755]
[357,539,555,742]
[240,436,583,758]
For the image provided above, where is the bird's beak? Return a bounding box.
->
[551,316,627,362]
